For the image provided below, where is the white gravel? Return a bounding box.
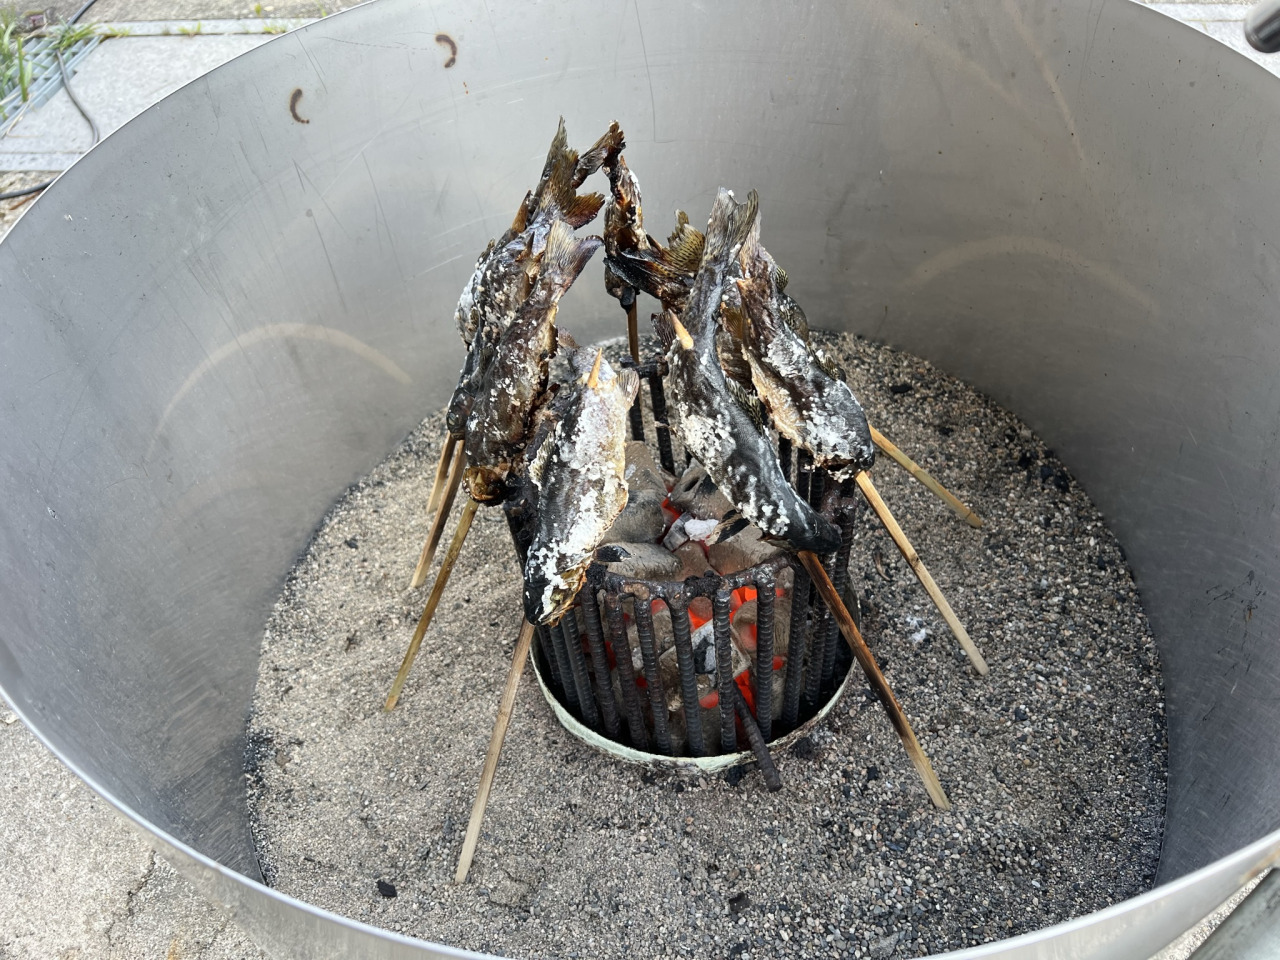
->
[247,331,1166,960]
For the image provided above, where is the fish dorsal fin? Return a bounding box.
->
[716,329,754,388]
[725,375,767,431]
[779,292,812,343]
[652,310,677,349]
[662,211,706,274]
[812,345,846,382]
[564,192,606,230]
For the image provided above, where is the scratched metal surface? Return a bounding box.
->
[3,0,1280,957]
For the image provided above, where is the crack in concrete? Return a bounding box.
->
[105,850,157,947]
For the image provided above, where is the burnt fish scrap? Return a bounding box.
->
[523,349,640,626]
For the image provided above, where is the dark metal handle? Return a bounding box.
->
[1246,0,1280,53]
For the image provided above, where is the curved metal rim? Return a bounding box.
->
[5,0,1280,956]
[8,684,1279,960]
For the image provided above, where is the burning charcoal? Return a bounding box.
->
[662,514,690,552]
[673,541,714,581]
[729,595,791,658]
[668,464,733,520]
[708,522,783,577]
[603,488,667,544]
[658,647,724,753]
[624,441,674,492]
[688,622,747,677]
[691,621,717,674]
[604,542,683,580]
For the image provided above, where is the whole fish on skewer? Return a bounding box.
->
[463,218,603,504]
[600,128,706,317]
[719,190,875,478]
[447,119,620,440]
[657,188,839,555]
[523,349,639,626]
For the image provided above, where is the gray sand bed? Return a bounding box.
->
[247,331,1166,960]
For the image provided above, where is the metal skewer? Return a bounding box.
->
[855,471,990,676]
[410,443,467,589]
[798,549,951,810]
[870,426,983,528]
[455,618,535,884]
[387,496,480,710]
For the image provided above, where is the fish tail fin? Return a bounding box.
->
[701,188,759,269]
[533,118,607,229]
[563,191,607,229]
[574,121,625,186]
[541,219,604,299]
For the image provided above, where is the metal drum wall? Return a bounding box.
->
[2,1,1280,957]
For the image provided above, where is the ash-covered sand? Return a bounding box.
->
[247,332,1167,960]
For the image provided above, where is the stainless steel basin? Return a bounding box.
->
[3,1,1279,956]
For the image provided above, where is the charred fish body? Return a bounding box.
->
[523,350,639,626]
[720,191,875,477]
[447,119,613,440]
[463,219,603,504]
[658,189,839,555]
[601,131,706,314]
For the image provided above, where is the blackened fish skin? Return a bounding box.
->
[658,188,839,555]
[721,190,875,477]
[463,219,603,504]
[447,118,613,439]
[523,351,639,626]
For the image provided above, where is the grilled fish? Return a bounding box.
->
[657,189,839,555]
[523,350,640,625]
[721,191,875,477]
[463,219,603,504]
[601,130,705,314]
[446,119,616,439]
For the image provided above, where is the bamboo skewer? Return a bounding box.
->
[387,496,480,711]
[455,618,535,884]
[410,443,467,589]
[426,434,459,517]
[870,426,983,528]
[799,550,951,811]
[855,472,990,676]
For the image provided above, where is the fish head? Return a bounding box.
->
[522,562,586,627]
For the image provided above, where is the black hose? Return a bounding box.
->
[0,0,105,203]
